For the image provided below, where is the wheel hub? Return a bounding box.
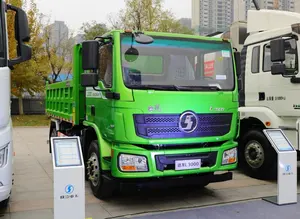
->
[87,152,100,187]
[244,140,265,169]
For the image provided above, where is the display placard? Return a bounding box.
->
[263,129,295,152]
[52,137,82,167]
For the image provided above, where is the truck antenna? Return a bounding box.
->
[252,0,260,10]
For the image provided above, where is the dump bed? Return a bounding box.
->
[45,79,84,125]
[46,45,85,125]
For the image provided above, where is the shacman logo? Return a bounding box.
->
[179,111,198,133]
[65,184,74,194]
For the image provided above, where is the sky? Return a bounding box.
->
[35,0,191,34]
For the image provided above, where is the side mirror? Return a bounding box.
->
[270,38,285,62]
[81,73,98,87]
[271,63,286,75]
[82,40,99,71]
[7,4,31,67]
[134,33,154,44]
[81,40,99,87]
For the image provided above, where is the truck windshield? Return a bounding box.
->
[120,34,235,91]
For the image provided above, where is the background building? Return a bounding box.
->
[179,18,192,29]
[192,0,234,35]
[234,0,246,22]
[192,0,297,36]
[295,0,300,13]
[47,21,69,56]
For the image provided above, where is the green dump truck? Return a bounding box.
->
[46,30,240,199]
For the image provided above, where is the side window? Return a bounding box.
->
[251,46,260,73]
[263,44,271,72]
[98,44,113,88]
[283,38,298,75]
[263,38,298,74]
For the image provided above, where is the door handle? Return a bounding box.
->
[259,92,265,101]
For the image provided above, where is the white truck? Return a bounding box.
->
[0,0,31,206]
[217,5,300,179]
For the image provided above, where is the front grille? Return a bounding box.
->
[134,113,232,139]
[134,141,227,150]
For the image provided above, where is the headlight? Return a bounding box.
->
[0,144,8,168]
[119,154,148,172]
[222,147,237,165]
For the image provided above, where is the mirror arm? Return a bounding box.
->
[92,87,109,92]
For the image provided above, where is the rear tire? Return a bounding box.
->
[239,129,277,180]
[86,140,115,200]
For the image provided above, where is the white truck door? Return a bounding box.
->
[244,45,260,106]
[258,38,300,150]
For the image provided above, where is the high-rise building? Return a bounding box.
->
[47,21,69,56]
[192,0,234,35]
[234,0,246,21]
[295,0,300,13]
[179,18,192,29]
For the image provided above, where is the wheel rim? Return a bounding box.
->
[87,152,100,187]
[244,140,265,169]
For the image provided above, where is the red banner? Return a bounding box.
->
[204,60,215,77]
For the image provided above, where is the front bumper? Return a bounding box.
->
[0,184,11,202]
[103,171,232,190]
[110,140,237,180]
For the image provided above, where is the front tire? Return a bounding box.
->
[86,140,115,200]
[0,198,9,209]
[239,129,277,180]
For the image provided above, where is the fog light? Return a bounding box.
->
[119,154,148,172]
[222,148,237,165]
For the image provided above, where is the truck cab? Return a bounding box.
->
[0,0,31,206]
[221,9,300,179]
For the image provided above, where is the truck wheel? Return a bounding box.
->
[0,198,9,208]
[87,140,115,200]
[239,129,277,180]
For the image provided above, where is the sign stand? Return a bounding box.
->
[262,129,298,206]
[51,136,85,219]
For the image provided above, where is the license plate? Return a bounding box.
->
[175,159,201,171]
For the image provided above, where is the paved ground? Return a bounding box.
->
[0,127,299,219]
[118,195,300,219]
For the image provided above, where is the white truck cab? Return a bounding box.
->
[219,8,300,179]
[0,0,31,206]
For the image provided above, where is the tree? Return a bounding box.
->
[109,0,194,34]
[80,21,109,40]
[44,23,74,83]
[8,0,50,115]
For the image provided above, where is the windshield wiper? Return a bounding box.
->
[129,84,221,91]
[174,85,221,91]
[129,84,181,91]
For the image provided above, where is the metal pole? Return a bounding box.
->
[252,0,260,10]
